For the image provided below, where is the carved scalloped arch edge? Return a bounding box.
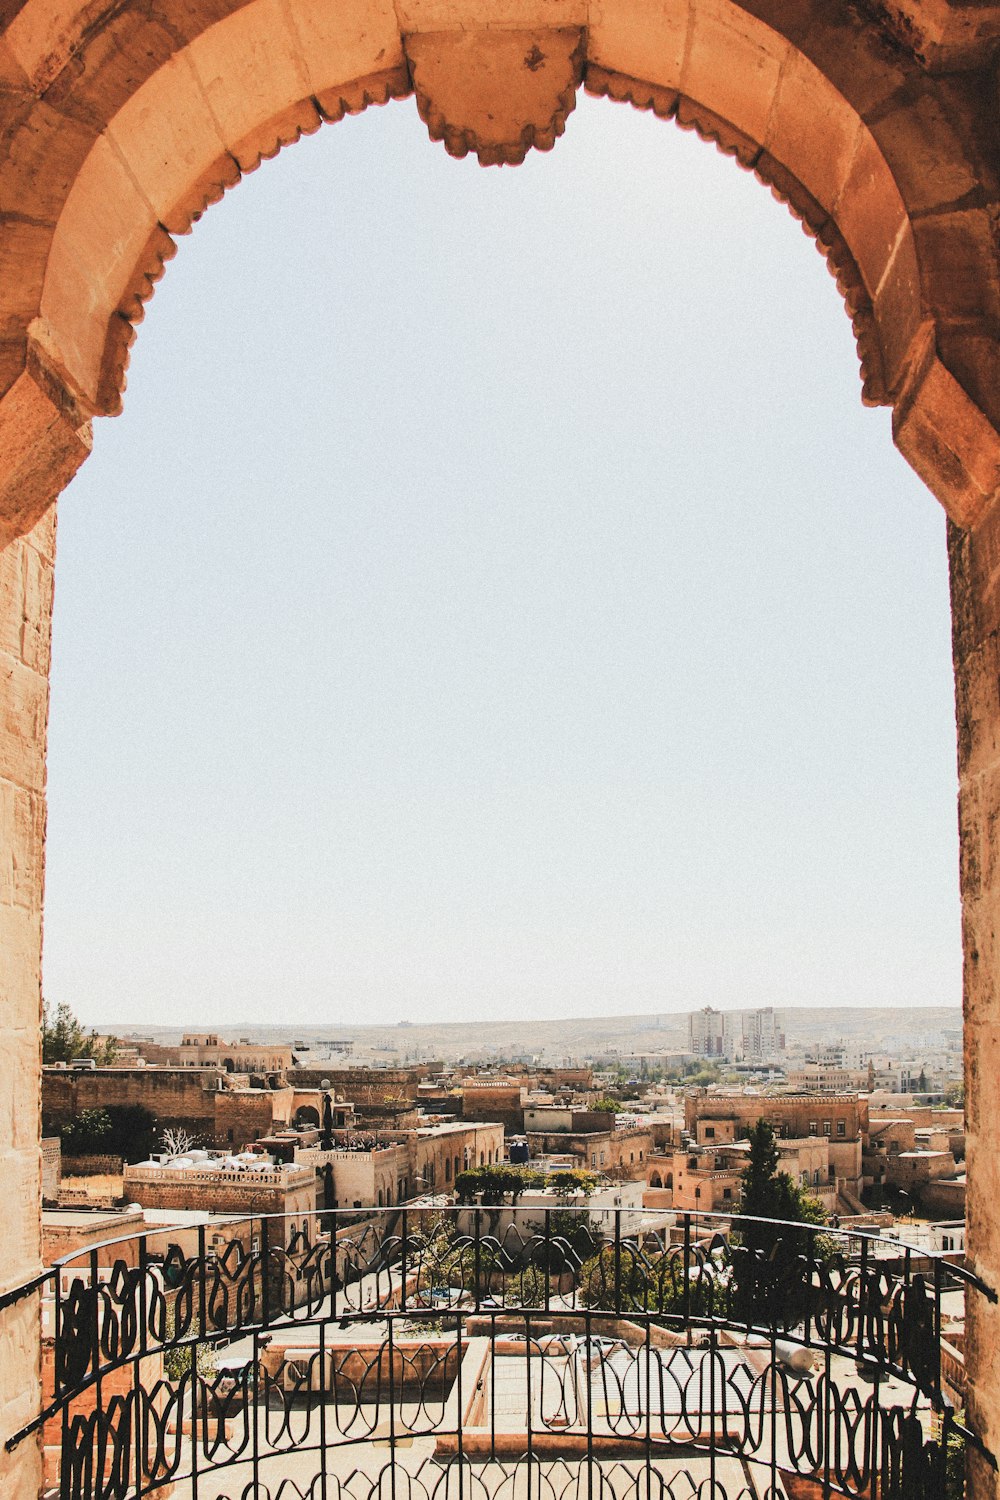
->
[584,64,888,409]
[97,66,413,416]
[410,38,584,169]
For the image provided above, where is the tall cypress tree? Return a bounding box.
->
[734,1118,828,1329]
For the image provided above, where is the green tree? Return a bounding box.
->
[578,1245,719,1319]
[60,1108,112,1156]
[733,1119,828,1328]
[592,1098,620,1114]
[60,1103,158,1162]
[454,1164,545,1204]
[42,1000,117,1065]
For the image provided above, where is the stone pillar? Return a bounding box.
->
[950,509,1000,1500]
[0,505,55,1497]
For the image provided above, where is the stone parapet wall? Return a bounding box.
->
[61,1153,124,1177]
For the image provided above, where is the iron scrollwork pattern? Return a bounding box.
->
[2,1206,992,1499]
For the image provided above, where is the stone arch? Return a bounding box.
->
[649,1170,662,1188]
[2,4,1000,1497]
[295,1105,320,1128]
[0,0,997,542]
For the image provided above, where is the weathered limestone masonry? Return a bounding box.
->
[0,506,54,1499]
[951,512,1000,1500]
[0,1,999,1495]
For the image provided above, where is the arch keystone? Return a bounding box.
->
[404,27,585,165]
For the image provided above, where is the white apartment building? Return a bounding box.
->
[688,1006,784,1063]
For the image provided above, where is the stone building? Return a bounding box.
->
[42,1063,308,1150]
[646,1133,839,1215]
[460,1079,525,1134]
[122,1156,317,1218]
[685,1093,865,1203]
[525,1124,653,1178]
[5,2,1000,1495]
[177,1033,294,1073]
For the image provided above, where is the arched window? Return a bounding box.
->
[665,1174,673,1190]
[445,1158,451,1181]
[480,1152,484,1166]
[649,1171,662,1188]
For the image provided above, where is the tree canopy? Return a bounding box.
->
[42,1000,117,1065]
[732,1118,829,1328]
[59,1104,159,1163]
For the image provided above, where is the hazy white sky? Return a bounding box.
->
[44,92,960,1031]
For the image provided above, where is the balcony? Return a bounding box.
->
[3,1207,992,1499]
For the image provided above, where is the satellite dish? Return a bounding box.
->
[321,1079,331,1090]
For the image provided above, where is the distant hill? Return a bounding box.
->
[113,1002,960,1062]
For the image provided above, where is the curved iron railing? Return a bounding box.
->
[2,1205,993,1499]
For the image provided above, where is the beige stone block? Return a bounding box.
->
[0,1434,41,1498]
[106,51,235,237]
[0,100,99,232]
[0,371,89,548]
[186,0,313,169]
[0,1025,42,1155]
[396,0,585,30]
[966,1277,1000,1487]
[0,220,51,357]
[764,49,862,219]
[914,209,1000,328]
[286,0,405,98]
[893,335,1000,529]
[17,539,54,676]
[0,654,48,794]
[23,505,56,569]
[39,133,158,411]
[871,88,980,219]
[832,126,907,303]
[587,0,687,95]
[42,10,179,135]
[788,8,908,123]
[0,1289,41,1417]
[0,780,46,920]
[0,542,23,663]
[681,1,788,151]
[6,0,112,91]
[965,1017,1000,1138]
[0,1146,41,1290]
[871,223,922,399]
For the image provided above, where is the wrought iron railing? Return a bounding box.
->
[2,1205,994,1499]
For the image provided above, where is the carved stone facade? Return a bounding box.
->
[1,1,1000,1494]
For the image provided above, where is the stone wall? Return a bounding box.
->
[685,1094,868,1141]
[214,1087,291,1148]
[41,1136,60,1202]
[41,1066,295,1148]
[951,511,1000,1498]
[42,1066,222,1135]
[60,1153,123,1177]
[0,510,55,1496]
